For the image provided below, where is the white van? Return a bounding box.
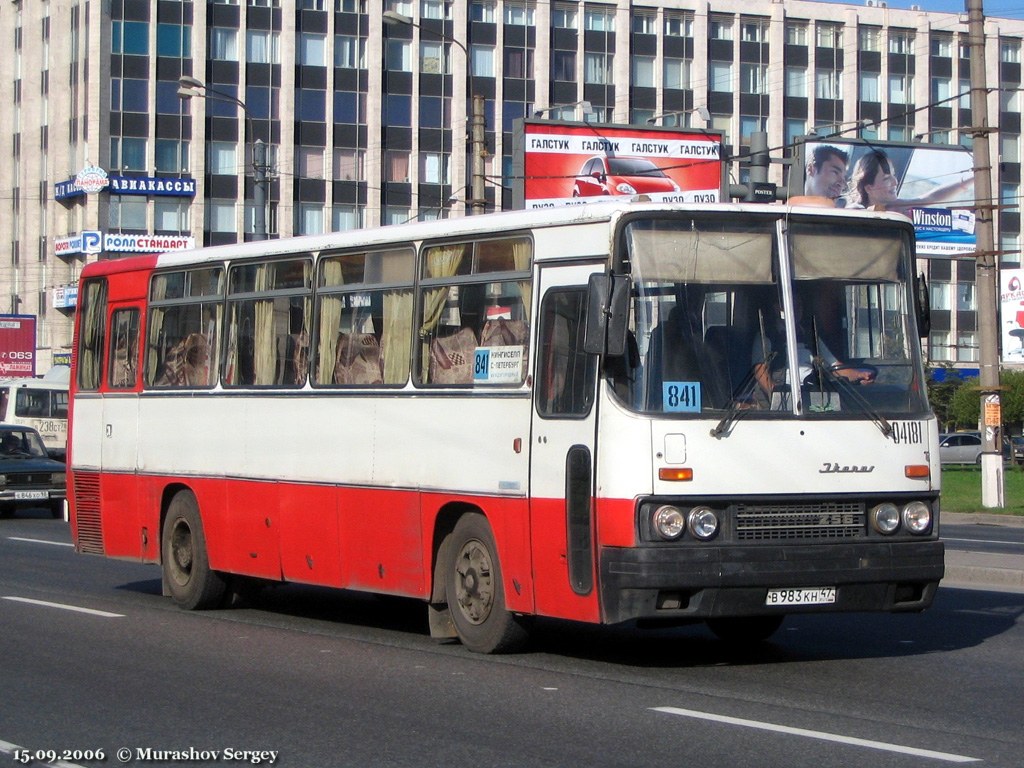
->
[0,371,69,460]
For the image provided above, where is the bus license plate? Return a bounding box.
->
[766,587,836,606]
[14,491,48,501]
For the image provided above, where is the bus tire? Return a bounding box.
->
[707,615,784,644]
[445,513,528,654]
[161,490,226,610]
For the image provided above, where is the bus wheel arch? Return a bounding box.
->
[440,509,529,653]
[160,487,226,610]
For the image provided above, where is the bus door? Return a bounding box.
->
[99,303,145,555]
[529,263,602,622]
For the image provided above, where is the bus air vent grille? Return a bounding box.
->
[73,472,104,554]
[734,502,865,541]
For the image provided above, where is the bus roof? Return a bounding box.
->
[81,200,916,279]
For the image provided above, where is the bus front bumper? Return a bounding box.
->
[599,540,944,625]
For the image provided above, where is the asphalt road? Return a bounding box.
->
[1,512,1022,768]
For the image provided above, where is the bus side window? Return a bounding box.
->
[537,289,595,417]
[108,308,140,389]
[53,392,68,419]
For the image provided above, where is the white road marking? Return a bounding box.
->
[7,536,74,547]
[2,596,124,618]
[943,536,1022,546]
[652,706,980,763]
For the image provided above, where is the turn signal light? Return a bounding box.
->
[904,465,930,479]
[658,468,693,482]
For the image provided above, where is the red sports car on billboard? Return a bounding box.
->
[572,156,682,197]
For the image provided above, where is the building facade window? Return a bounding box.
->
[247,30,281,63]
[664,58,689,90]
[208,141,239,175]
[209,27,239,61]
[710,62,733,93]
[553,4,577,29]
[786,22,807,46]
[632,56,655,88]
[665,12,692,38]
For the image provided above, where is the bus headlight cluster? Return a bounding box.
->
[652,505,686,540]
[650,505,720,541]
[870,501,932,535]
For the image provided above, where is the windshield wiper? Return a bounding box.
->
[814,359,892,437]
[710,353,775,438]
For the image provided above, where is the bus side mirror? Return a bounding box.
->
[915,272,931,338]
[583,273,629,356]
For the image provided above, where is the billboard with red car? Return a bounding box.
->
[513,120,725,209]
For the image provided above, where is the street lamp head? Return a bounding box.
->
[178,75,205,90]
[177,86,200,100]
[382,10,414,26]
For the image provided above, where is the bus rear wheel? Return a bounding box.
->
[162,490,226,610]
[445,514,528,654]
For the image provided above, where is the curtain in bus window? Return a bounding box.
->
[381,289,413,384]
[790,230,900,281]
[627,225,772,283]
[420,244,467,335]
[254,265,276,385]
[512,239,533,319]
[419,244,468,379]
[145,279,167,385]
[79,280,108,390]
[316,260,344,384]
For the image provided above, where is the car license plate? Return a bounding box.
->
[766,587,836,606]
[14,491,48,501]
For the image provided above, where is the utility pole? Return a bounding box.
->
[252,139,269,240]
[968,0,1004,506]
[470,94,487,215]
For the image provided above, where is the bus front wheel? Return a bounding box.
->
[445,514,528,654]
[162,490,226,610]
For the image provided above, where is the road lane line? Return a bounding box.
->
[2,596,124,618]
[651,706,980,763]
[7,536,74,547]
[943,536,1022,546]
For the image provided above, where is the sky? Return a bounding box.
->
[824,1,1024,18]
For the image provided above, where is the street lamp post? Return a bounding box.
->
[178,76,270,240]
[383,11,487,215]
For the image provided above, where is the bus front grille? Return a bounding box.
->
[72,472,104,554]
[734,502,865,541]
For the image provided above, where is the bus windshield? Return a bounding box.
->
[614,214,929,419]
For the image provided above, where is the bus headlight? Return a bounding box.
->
[871,503,901,534]
[902,501,932,534]
[687,506,720,540]
[653,505,686,540]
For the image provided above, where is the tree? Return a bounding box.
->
[926,365,965,431]
[948,376,980,428]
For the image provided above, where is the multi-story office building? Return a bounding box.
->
[1,0,1023,372]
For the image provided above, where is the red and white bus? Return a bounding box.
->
[68,201,944,653]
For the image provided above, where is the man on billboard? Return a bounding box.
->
[804,144,849,201]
